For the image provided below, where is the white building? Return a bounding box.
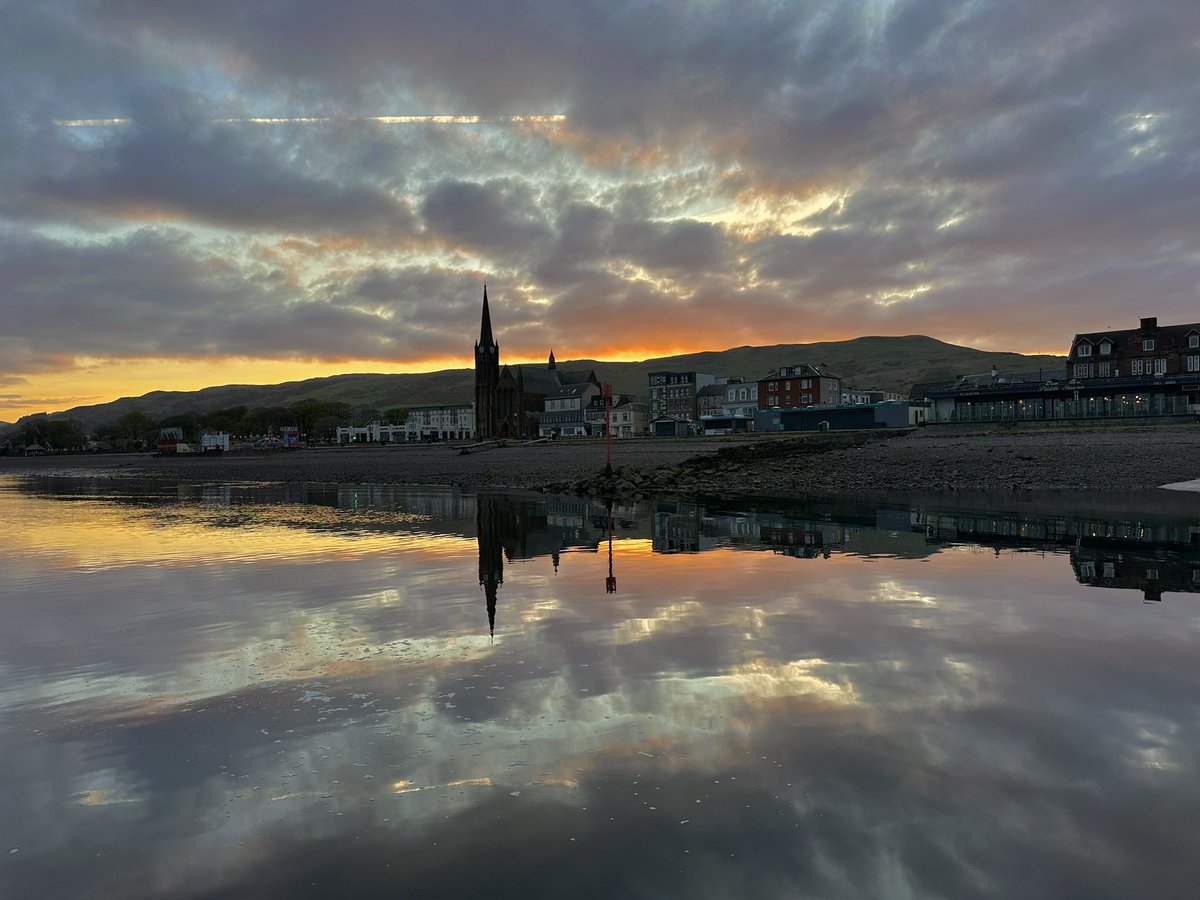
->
[336,421,407,444]
[721,381,759,418]
[404,404,475,442]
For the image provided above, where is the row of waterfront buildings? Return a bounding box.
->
[338,296,1200,445]
[924,316,1200,423]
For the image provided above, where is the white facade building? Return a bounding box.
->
[721,382,759,418]
[336,421,407,444]
[404,404,475,442]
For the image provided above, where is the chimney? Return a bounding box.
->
[1140,316,1158,330]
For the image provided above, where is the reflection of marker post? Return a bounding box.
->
[603,383,613,475]
[605,502,617,594]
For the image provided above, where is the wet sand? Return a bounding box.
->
[3,424,1199,493]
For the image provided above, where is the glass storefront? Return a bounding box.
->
[942,392,1193,422]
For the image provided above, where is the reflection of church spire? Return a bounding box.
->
[477,496,504,638]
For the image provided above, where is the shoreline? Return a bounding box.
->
[3,424,1199,496]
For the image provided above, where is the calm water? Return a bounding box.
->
[1,476,1198,899]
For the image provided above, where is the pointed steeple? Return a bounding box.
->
[478,284,496,349]
[548,349,556,370]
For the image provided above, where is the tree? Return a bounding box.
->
[351,406,381,427]
[44,418,87,452]
[383,406,410,425]
[290,399,331,438]
[115,411,154,448]
[310,414,343,444]
[199,406,247,434]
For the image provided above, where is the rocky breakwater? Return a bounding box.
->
[544,430,913,499]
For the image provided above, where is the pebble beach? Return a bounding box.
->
[4,424,1199,495]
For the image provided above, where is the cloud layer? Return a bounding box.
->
[2,1,1198,414]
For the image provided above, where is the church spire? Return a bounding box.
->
[478,284,496,349]
[548,348,556,370]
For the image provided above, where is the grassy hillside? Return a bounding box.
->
[22,335,1064,430]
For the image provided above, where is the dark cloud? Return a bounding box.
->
[420,178,551,258]
[16,114,416,238]
[0,228,496,362]
[1,0,1199,407]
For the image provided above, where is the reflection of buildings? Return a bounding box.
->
[476,496,507,637]
[1071,548,1200,602]
[471,493,643,635]
[36,478,1196,606]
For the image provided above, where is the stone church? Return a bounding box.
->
[473,286,598,439]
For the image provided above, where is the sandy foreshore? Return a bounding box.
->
[3,424,1199,494]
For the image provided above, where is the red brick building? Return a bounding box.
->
[757,365,841,409]
[1067,316,1200,381]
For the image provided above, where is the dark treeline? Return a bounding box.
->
[1,401,410,453]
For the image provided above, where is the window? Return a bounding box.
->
[1099,341,1111,355]
[800,378,812,389]
[1146,568,1159,580]
[768,394,778,406]
[1130,359,1144,375]
[1077,343,1092,357]
[784,381,791,390]
[1190,334,1200,348]
[800,393,813,404]
[739,388,748,401]
[1143,339,1155,351]
[1080,562,1095,578]
[1154,358,1166,375]
[1187,355,1200,372]
[1103,562,1115,578]
[767,381,777,390]
[727,390,736,401]
[1073,363,1093,378]
[1098,362,1111,377]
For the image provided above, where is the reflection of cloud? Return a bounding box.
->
[3,483,1200,897]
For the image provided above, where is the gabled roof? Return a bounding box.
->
[548,382,596,400]
[557,368,599,386]
[1073,319,1200,349]
[760,364,836,380]
[955,370,1047,389]
[516,365,563,395]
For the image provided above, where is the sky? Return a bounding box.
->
[2,0,1198,421]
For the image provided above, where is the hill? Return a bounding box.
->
[18,336,1064,430]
